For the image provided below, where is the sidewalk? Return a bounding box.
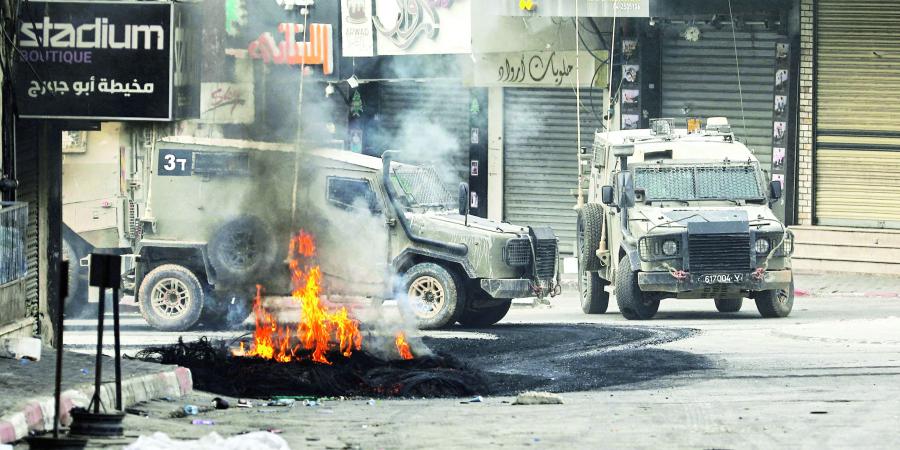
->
[0,348,191,444]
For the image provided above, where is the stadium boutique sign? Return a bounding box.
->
[14,1,177,121]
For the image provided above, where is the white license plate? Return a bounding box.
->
[698,273,746,284]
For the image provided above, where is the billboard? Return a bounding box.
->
[14,1,181,121]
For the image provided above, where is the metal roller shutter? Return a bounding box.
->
[16,135,40,324]
[504,87,605,255]
[662,24,784,169]
[378,82,471,185]
[815,0,900,228]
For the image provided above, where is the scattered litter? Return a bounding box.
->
[306,437,320,441]
[810,411,828,415]
[267,429,283,435]
[1,444,14,450]
[191,419,215,425]
[80,368,89,375]
[267,399,295,407]
[125,431,289,450]
[237,399,253,408]
[125,407,149,417]
[256,409,279,414]
[513,391,564,406]
[469,396,483,403]
[302,400,318,407]
[183,405,199,416]
[0,337,42,361]
[366,399,376,406]
[212,397,230,410]
[272,395,316,402]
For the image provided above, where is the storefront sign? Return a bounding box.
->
[341,0,374,57]
[474,51,600,87]
[14,1,176,120]
[247,23,334,74]
[493,0,649,17]
[200,83,254,124]
[374,0,471,55]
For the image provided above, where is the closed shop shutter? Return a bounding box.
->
[662,23,784,169]
[16,132,40,321]
[815,0,900,228]
[377,82,471,185]
[504,87,605,254]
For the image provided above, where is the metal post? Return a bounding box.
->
[91,287,106,413]
[52,261,69,438]
[112,286,122,411]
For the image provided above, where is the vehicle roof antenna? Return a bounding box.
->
[728,0,749,142]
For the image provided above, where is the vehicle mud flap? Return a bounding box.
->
[207,216,277,286]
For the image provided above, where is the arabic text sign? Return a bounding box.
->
[14,1,174,120]
[341,0,374,57]
[247,23,334,74]
[200,83,255,124]
[374,0,471,55]
[474,51,601,87]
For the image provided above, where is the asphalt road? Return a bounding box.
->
[60,292,900,449]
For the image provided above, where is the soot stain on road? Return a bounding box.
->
[426,324,711,394]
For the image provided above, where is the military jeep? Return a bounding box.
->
[131,137,559,331]
[577,119,794,320]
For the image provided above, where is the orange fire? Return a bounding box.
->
[395,332,414,360]
[240,230,362,364]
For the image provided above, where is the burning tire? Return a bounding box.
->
[457,300,511,328]
[139,264,205,331]
[403,263,463,330]
[580,264,609,315]
[615,256,659,320]
[755,282,794,318]
[577,204,604,272]
[715,298,743,313]
[207,216,277,285]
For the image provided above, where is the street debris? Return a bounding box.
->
[513,392,564,405]
[125,431,289,450]
[183,405,200,416]
[136,338,487,398]
[212,397,230,410]
[191,419,215,425]
[237,399,253,408]
[0,337,42,361]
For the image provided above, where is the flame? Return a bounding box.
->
[395,331,413,360]
[241,230,362,364]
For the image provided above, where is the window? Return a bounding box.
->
[634,164,764,201]
[326,177,382,214]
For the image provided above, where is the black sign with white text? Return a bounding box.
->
[15,1,174,120]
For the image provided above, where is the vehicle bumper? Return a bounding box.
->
[637,269,793,293]
[480,278,535,299]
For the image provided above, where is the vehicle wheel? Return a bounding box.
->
[139,264,205,331]
[457,300,511,327]
[207,216,277,285]
[403,263,464,330]
[615,256,659,320]
[577,204,604,272]
[580,269,609,314]
[62,237,93,318]
[755,282,794,318]
[714,298,743,313]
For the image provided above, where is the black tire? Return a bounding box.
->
[403,263,464,330]
[207,216,277,285]
[580,269,609,314]
[615,256,659,320]
[62,237,93,318]
[457,300,512,327]
[714,298,743,313]
[577,204,605,272]
[755,282,794,318]
[138,264,205,331]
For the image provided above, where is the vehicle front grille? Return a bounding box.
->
[503,238,532,267]
[530,227,558,280]
[688,233,752,273]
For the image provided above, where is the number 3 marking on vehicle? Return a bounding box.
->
[163,154,187,171]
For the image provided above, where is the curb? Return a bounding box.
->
[0,366,192,444]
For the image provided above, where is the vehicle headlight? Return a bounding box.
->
[662,240,679,256]
[755,238,771,255]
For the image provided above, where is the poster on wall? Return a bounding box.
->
[770,41,793,219]
[373,0,471,55]
[14,1,177,120]
[620,40,642,130]
[341,0,374,57]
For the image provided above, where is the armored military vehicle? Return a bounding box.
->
[130,137,559,331]
[577,118,794,320]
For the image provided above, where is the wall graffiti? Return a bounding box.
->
[247,22,333,74]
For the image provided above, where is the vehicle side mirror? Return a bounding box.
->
[769,180,783,201]
[601,185,614,205]
[458,182,470,216]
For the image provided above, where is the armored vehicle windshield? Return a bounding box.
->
[633,162,766,202]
